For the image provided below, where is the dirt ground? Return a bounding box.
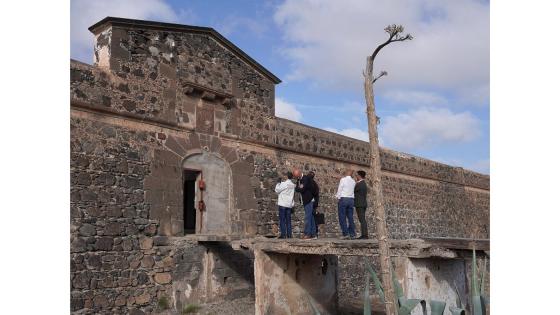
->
[195,295,255,315]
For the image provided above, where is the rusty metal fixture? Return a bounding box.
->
[198,172,206,233]
[198,178,206,190]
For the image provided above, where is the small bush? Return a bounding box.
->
[157,296,170,310]
[182,303,201,314]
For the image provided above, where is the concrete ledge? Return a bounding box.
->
[183,234,243,242]
[233,237,489,258]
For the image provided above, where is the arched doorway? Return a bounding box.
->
[182,151,232,235]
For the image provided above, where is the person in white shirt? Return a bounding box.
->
[275,171,296,238]
[336,169,357,239]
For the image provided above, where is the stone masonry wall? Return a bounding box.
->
[70,113,255,314]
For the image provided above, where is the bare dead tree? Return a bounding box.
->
[363,24,412,315]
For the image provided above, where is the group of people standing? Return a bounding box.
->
[274,168,369,240]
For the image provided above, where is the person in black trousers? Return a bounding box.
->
[354,170,369,239]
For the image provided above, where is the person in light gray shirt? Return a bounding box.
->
[275,171,295,239]
[336,169,356,239]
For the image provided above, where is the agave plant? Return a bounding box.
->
[365,259,432,315]
[429,300,446,315]
[310,253,488,315]
[470,248,489,315]
[449,282,466,315]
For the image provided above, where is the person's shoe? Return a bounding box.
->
[339,235,349,240]
[349,235,356,240]
[357,235,369,239]
[302,235,312,240]
[312,235,318,240]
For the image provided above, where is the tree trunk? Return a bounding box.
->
[364,55,398,315]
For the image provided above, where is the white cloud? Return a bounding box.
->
[275,98,303,122]
[383,89,448,107]
[325,128,370,142]
[380,107,480,151]
[274,0,489,106]
[71,0,181,63]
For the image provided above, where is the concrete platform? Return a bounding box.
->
[183,234,242,242]
[232,236,489,258]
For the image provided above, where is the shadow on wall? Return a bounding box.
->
[203,242,255,286]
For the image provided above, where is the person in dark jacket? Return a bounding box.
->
[295,169,317,240]
[354,170,369,239]
[308,171,322,237]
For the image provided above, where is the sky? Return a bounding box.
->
[71,0,489,174]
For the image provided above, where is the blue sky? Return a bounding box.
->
[71,0,489,174]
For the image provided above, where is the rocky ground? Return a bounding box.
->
[193,295,255,315]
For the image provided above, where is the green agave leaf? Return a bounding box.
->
[472,248,480,296]
[449,306,466,315]
[392,268,405,299]
[364,272,372,315]
[472,295,484,315]
[480,256,487,296]
[429,300,446,315]
[398,299,426,315]
[306,293,322,315]
[398,296,407,308]
[365,260,385,304]
[480,295,488,315]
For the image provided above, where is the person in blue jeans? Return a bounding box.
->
[274,171,295,238]
[295,170,318,240]
[336,169,356,239]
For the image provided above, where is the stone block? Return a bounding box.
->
[93,294,110,308]
[135,292,151,305]
[165,136,187,157]
[154,272,172,284]
[139,237,153,250]
[209,136,221,153]
[141,255,155,268]
[92,236,112,251]
[152,236,169,246]
[104,222,122,236]
[196,106,214,135]
[79,224,96,237]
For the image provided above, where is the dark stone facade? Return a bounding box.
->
[70,18,489,314]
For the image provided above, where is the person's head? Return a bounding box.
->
[286,171,293,180]
[292,169,302,179]
[356,170,366,180]
[345,169,354,177]
[307,171,315,179]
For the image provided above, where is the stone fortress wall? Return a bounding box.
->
[70,17,489,314]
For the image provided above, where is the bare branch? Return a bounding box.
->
[372,71,388,84]
[370,25,413,64]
